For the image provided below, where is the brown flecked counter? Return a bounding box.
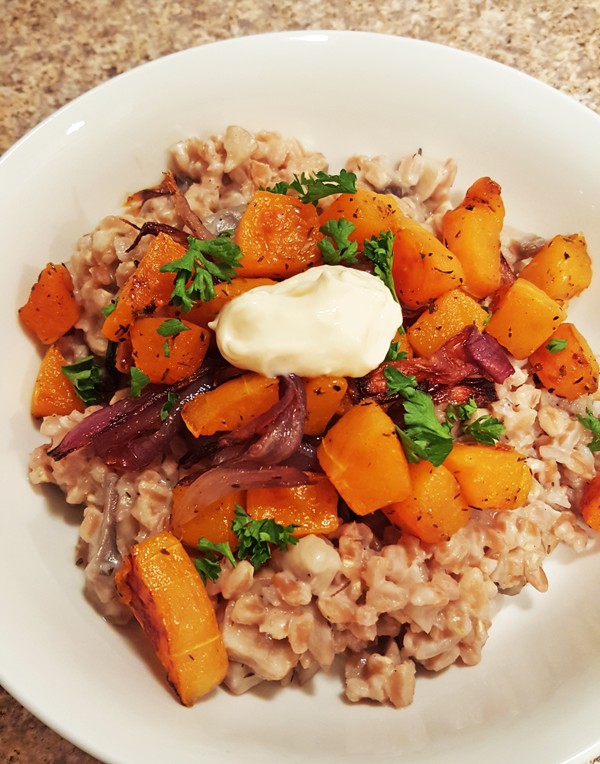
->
[1,1,600,762]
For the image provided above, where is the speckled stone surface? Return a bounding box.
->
[2,1,600,762]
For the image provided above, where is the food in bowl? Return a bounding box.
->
[20,126,600,708]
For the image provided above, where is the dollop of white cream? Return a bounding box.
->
[210,265,403,378]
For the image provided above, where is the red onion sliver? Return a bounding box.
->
[175,465,312,527]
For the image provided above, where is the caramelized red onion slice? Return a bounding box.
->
[122,220,190,253]
[463,327,514,384]
[48,386,170,460]
[176,375,309,525]
[359,325,513,403]
[162,171,213,241]
[102,371,217,472]
[175,466,312,527]
[221,375,306,466]
[49,363,222,461]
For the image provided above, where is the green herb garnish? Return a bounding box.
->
[194,538,237,584]
[483,310,492,327]
[263,170,357,206]
[159,233,243,313]
[445,396,478,427]
[577,408,600,451]
[101,297,119,318]
[130,367,150,397]
[318,218,359,264]
[232,505,298,568]
[363,230,398,303]
[385,366,453,466]
[160,392,179,421]
[463,415,506,446]
[545,338,568,354]
[157,318,190,337]
[61,356,102,406]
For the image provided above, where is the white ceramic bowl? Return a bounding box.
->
[1,30,600,764]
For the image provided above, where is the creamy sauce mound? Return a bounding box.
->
[210,265,403,378]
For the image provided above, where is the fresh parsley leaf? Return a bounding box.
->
[194,556,222,585]
[194,538,237,584]
[159,233,243,313]
[101,297,119,318]
[384,341,408,362]
[395,426,422,464]
[61,357,102,407]
[577,408,600,451]
[546,338,568,354]
[363,230,399,303]
[160,392,179,421]
[318,218,359,264]
[157,318,190,337]
[130,367,150,397]
[384,365,418,396]
[385,366,453,466]
[446,396,478,427]
[264,170,357,206]
[232,505,298,568]
[463,415,506,446]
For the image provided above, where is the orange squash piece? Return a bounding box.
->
[168,277,277,328]
[129,317,210,385]
[318,188,406,247]
[443,443,532,510]
[391,219,465,308]
[183,372,279,437]
[31,344,85,418]
[171,485,244,548]
[115,531,228,706]
[235,191,323,278]
[579,474,600,533]
[519,233,592,303]
[317,399,412,515]
[407,289,488,357]
[247,474,340,537]
[383,461,471,544]
[102,233,187,341]
[303,375,348,436]
[485,278,566,360]
[529,323,599,400]
[19,263,81,345]
[441,177,505,299]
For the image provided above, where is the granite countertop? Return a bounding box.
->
[2,1,600,762]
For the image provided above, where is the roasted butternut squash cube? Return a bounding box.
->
[182,373,279,437]
[19,263,81,345]
[392,219,465,307]
[317,400,412,515]
[529,323,599,400]
[171,485,244,547]
[484,278,566,359]
[580,474,600,533]
[102,233,187,341]
[115,532,228,706]
[303,375,348,436]
[383,461,470,544]
[443,443,532,510]
[235,192,323,278]
[31,344,85,418]
[441,177,505,299]
[407,289,488,357]
[318,188,406,247]
[519,233,592,303]
[130,318,210,385]
[247,474,340,537]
